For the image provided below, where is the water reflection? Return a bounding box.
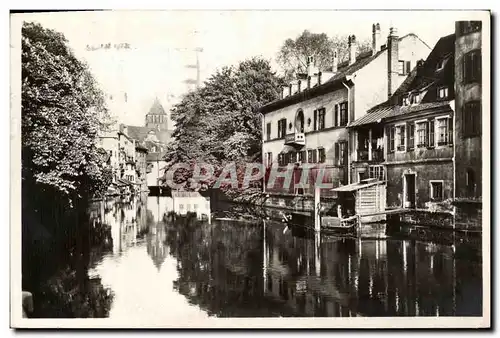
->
[86,196,481,319]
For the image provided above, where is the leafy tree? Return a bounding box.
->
[164,57,283,192]
[277,30,372,80]
[22,22,112,205]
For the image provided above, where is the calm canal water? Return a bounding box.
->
[84,194,482,318]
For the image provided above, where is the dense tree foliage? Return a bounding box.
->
[163,57,283,192]
[22,22,112,203]
[277,30,371,80]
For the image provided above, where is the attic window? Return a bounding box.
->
[402,95,410,106]
[438,86,449,99]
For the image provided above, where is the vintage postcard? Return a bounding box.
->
[10,9,490,328]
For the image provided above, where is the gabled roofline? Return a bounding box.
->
[259,75,354,114]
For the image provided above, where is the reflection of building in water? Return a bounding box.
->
[262,221,462,317]
[147,196,174,223]
[172,192,211,221]
[147,224,167,271]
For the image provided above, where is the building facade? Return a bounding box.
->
[352,33,455,210]
[135,143,149,192]
[454,21,482,201]
[259,24,430,197]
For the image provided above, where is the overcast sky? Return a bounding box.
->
[14,10,481,126]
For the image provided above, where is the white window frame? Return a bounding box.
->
[438,86,449,99]
[395,123,406,152]
[415,119,428,147]
[435,115,450,147]
[429,180,444,202]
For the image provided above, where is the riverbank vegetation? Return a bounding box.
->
[21,22,113,317]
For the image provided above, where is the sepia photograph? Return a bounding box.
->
[9,9,490,328]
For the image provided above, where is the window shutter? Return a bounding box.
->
[334,143,340,165]
[313,110,318,131]
[448,117,454,145]
[334,105,338,126]
[406,61,411,74]
[406,123,411,149]
[386,127,391,152]
[428,119,435,146]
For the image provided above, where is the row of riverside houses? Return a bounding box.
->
[98,99,173,195]
[259,21,483,229]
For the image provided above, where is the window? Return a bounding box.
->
[289,151,297,163]
[463,101,481,137]
[437,117,450,145]
[298,150,307,164]
[407,123,415,150]
[307,149,316,163]
[409,92,420,105]
[416,122,427,147]
[427,119,435,147]
[317,108,326,130]
[266,123,271,140]
[438,87,449,99]
[278,153,285,166]
[466,169,476,197]
[266,152,273,167]
[277,119,287,138]
[463,50,481,83]
[369,165,385,181]
[387,126,395,152]
[335,142,347,166]
[398,60,411,75]
[458,21,482,35]
[430,181,444,201]
[402,95,410,106]
[318,148,326,163]
[339,102,348,126]
[339,142,347,165]
[396,125,406,151]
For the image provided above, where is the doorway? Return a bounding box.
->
[403,173,416,208]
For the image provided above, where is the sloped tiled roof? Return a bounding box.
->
[260,34,426,114]
[349,32,455,127]
[349,67,419,127]
[127,126,152,142]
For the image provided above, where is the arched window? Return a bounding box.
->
[466,169,476,197]
[295,109,305,133]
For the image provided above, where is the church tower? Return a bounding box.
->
[145,97,169,131]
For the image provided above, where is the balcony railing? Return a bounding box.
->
[284,133,305,146]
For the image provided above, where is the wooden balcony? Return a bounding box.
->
[284,133,305,146]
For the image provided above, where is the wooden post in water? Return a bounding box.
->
[314,186,321,233]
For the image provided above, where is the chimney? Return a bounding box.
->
[298,80,302,92]
[372,23,381,52]
[387,27,399,97]
[282,86,287,98]
[306,56,314,77]
[318,72,322,85]
[348,35,357,65]
[307,76,311,89]
[288,83,292,96]
[332,50,338,73]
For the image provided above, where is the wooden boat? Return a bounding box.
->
[321,215,359,236]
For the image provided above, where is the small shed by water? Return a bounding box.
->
[332,178,386,222]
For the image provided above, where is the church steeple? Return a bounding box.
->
[145,97,168,131]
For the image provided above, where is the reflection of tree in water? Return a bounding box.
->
[25,199,115,318]
[165,214,302,317]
